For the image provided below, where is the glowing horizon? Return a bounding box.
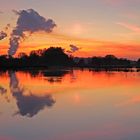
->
[0,0,140,60]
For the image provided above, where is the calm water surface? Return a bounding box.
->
[0,69,140,140]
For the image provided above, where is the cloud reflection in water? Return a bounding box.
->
[8,71,55,117]
[0,86,7,95]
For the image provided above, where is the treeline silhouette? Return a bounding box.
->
[0,47,139,69]
[0,47,74,69]
[77,55,134,68]
[136,58,140,68]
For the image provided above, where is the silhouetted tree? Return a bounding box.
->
[40,47,72,66]
[0,47,74,69]
[91,55,132,68]
[136,58,140,68]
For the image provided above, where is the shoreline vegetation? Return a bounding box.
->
[0,47,140,71]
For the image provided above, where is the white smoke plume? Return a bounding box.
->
[67,44,80,53]
[0,31,7,40]
[8,9,56,56]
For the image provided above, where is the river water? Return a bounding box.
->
[0,69,140,140]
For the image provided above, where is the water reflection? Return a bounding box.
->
[0,71,56,117]
[41,69,70,83]
[0,69,140,140]
[0,69,74,117]
[41,70,69,77]
[0,86,7,95]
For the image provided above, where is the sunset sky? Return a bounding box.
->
[0,0,140,59]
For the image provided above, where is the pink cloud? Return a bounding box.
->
[105,0,140,5]
[117,22,140,33]
[121,13,138,20]
[105,0,125,5]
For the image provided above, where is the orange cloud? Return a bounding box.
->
[0,32,140,59]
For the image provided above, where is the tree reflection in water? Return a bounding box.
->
[41,70,70,83]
